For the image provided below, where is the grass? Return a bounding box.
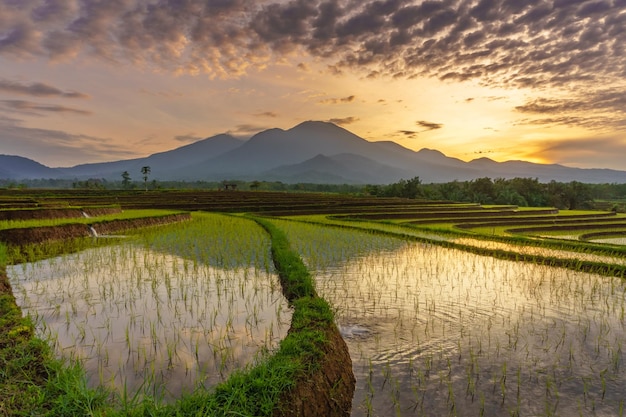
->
[1,257,109,416]
[0,212,345,416]
[0,209,183,231]
[3,193,626,416]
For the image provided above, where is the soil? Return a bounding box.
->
[0,209,355,416]
[0,213,190,246]
[0,207,121,221]
[275,324,355,417]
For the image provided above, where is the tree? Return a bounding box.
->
[141,166,151,191]
[121,171,131,189]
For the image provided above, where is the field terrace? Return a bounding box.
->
[2,188,626,416]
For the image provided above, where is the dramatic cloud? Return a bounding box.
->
[515,89,626,130]
[0,79,89,98]
[1,0,624,145]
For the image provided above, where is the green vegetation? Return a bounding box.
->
[3,188,626,416]
[0,203,348,416]
[0,209,180,231]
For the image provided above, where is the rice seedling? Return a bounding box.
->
[7,212,292,403]
[272,219,626,416]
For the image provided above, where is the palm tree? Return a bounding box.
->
[121,171,131,189]
[141,166,151,191]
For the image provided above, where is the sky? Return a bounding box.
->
[0,0,625,170]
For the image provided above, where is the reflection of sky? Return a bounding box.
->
[313,243,626,417]
[453,237,626,265]
[8,245,291,401]
[1,1,625,170]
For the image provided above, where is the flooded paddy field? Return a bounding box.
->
[7,213,292,401]
[275,220,626,417]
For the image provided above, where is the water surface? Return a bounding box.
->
[9,244,291,401]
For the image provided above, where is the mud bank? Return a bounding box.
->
[275,324,354,417]
[0,213,190,246]
[0,207,121,221]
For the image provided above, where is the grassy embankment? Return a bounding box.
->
[283,214,626,278]
[0,212,351,416]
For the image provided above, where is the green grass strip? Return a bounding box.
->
[0,213,339,416]
[283,216,626,279]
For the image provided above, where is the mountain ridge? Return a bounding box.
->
[2,121,626,184]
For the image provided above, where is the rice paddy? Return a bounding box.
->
[3,189,626,416]
[7,213,291,402]
[271,219,626,416]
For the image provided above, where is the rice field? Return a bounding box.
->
[271,219,626,416]
[3,189,626,415]
[7,213,292,402]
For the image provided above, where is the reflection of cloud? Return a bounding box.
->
[326,116,359,125]
[0,100,92,116]
[0,79,89,98]
[318,95,356,105]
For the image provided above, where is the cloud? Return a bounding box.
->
[0,79,89,98]
[1,0,624,131]
[524,136,626,170]
[515,90,626,130]
[326,116,359,125]
[318,95,356,104]
[397,129,419,138]
[0,117,134,166]
[254,111,279,118]
[416,120,443,131]
[226,123,268,136]
[174,134,203,143]
[0,100,92,116]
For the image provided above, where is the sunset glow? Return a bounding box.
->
[1,0,624,170]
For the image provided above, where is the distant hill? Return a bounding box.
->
[0,155,65,180]
[3,121,626,184]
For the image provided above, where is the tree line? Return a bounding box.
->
[2,175,626,210]
[364,177,626,210]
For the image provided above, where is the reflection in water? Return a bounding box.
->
[453,237,626,265]
[312,243,626,417]
[8,245,291,401]
[590,237,626,245]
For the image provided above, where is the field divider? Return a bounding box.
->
[250,216,355,417]
[282,216,626,279]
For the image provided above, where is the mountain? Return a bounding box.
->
[174,121,387,179]
[3,121,626,184]
[262,153,414,184]
[61,134,243,180]
[467,158,626,184]
[0,155,64,180]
